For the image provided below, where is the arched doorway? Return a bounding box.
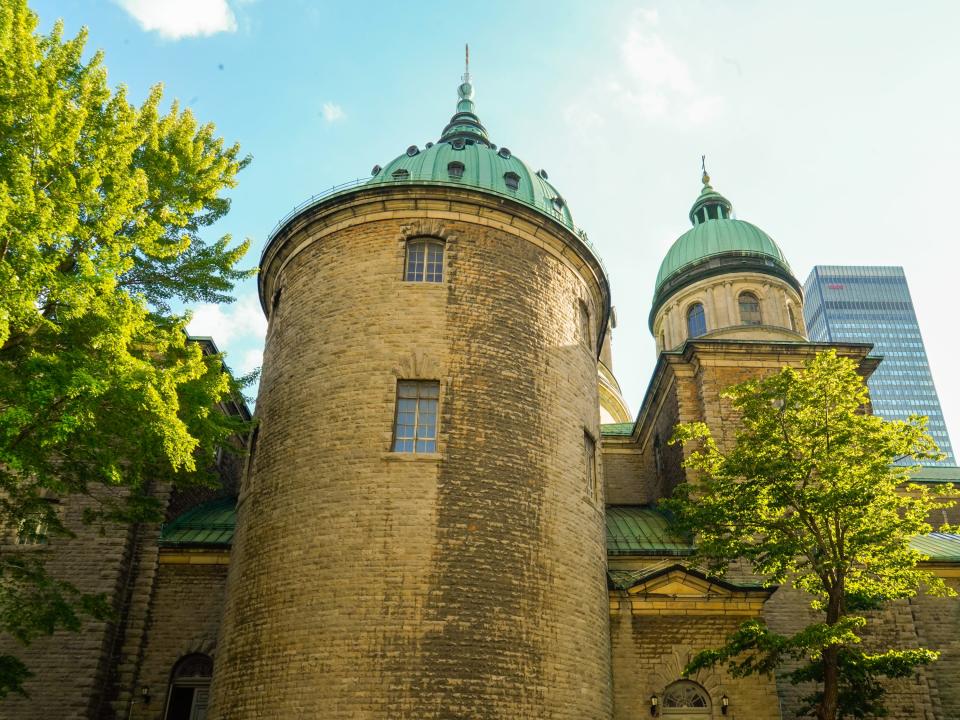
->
[661,679,711,718]
[164,653,212,720]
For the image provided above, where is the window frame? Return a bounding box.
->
[391,380,440,454]
[686,302,707,339]
[15,497,60,546]
[738,291,763,325]
[584,430,598,501]
[403,238,445,283]
[578,300,592,351]
[661,679,711,715]
[164,654,213,720]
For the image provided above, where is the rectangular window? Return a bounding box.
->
[15,498,59,545]
[584,432,597,500]
[404,240,444,282]
[578,301,592,350]
[392,380,440,453]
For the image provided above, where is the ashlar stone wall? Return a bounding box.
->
[210,187,613,719]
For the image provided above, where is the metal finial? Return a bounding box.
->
[701,155,710,186]
[463,44,471,83]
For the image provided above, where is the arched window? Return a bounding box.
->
[404,239,444,283]
[164,654,213,720]
[661,680,711,716]
[686,303,706,339]
[738,291,762,325]
[503,172,520,190]
[447,161,464,179]
[659,330,666,351]
[787,304,798,332]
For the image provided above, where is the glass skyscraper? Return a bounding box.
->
[803,265,953,465]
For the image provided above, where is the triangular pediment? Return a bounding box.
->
[628,567,737,599]
[609,561,771,596]
[609,563,774,617]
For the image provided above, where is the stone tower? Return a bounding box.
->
[209,63,613,719]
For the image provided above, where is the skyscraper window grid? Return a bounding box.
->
[803,265,954,465]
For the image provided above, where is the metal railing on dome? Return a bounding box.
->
[261,175,609,278]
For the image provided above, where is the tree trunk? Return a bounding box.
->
[819,644,840,720]
[818,588,844,720]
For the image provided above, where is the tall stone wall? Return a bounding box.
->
[210,188,612,719]
[0,493,136,720]
[909,576,960,720]
[129,559,230,720]
[609,604,780,719]
[764,585,941,719]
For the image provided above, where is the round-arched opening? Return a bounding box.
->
[738,291,762,326]
[661,679,711,716]
[164,653,213,720]
[686,302,706,339]
[787,303,798,332]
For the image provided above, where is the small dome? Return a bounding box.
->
[365,66,574,230]
[654,218,791,293]
[649,172,799,330]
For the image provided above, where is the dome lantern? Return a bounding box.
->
[439,44,490,146]
[689,159,733,225]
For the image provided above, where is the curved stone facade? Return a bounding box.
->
[653,271,806,353]
[209,185,613,719]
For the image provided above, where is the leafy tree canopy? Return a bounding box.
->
[0,0,254,696]
[663,350,956,720]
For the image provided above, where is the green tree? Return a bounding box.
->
[0,0,254,696]
[662,350,956,720]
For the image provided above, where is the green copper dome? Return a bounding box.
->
[654,218,791,292]
[655,171,793,292]
[366,65,574,230]
[649,172,799,329]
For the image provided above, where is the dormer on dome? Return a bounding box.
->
[650,169,808,354]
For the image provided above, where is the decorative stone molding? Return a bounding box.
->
[397,219,458,245]
[393,350,443,380]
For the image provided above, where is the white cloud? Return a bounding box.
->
[322,102,346,123]
[620,12,694,97]
[564,104,605,133]
[237,349,264,375]
[114,0,238,40]
[186,293,267,347]
[564,9,723,132]
[617,10,722,125]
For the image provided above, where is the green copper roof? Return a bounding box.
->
[655,218,792,294]
[160,496,236,548]
[911,534,960,562]
[908,466,960,484]
[652,174,795,307]
[601,422,634,437]
[366,67,574,230]
[606,505,694,556]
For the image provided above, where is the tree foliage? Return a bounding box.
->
[0,0,254,695]
[662,350,956,719]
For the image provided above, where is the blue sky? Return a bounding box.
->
[34,1,960,448]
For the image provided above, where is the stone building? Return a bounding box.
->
[2,68,959,720]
